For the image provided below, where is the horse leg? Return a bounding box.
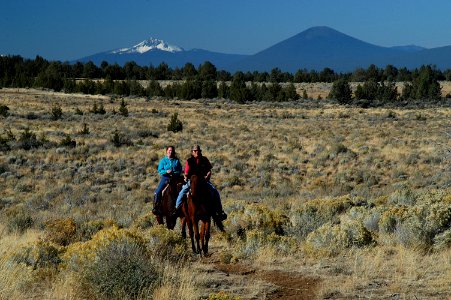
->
[193,219,201,254]
[186,219,196,253]
[202,220,211,255]
[156,214,163,225]
[200,222,205,256]
[180,217,186,239]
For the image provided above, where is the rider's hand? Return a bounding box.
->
[166,170,172,174]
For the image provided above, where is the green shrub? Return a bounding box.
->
[18,128,42,150]
[329,78,352,104]
[50,104,63,120]
[144,225,187,262]
[289,196,353,240]
[60,134,76,148]
[305,219,373,256]
[118,99,128,117]
[433,229,451,251]
[111,129,133,147]
[0,104,10,117]
[4,206,34,233]
[167,113,183,132]
[78,123,90,135]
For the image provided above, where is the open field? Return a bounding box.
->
[0,88,450,299]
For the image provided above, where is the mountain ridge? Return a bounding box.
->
[75,26,451,72]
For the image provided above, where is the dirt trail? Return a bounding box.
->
[214,263,320,300]
[196,250,320,299]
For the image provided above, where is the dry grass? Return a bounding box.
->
[0,88,450,299]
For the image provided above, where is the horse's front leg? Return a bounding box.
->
[186,219,196,253]
[193,219,201,254]
[201,220,211,255]
[180,216,186,239]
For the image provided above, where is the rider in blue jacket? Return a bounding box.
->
[153,146,182,215]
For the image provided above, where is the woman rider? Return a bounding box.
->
[153,146,182,215]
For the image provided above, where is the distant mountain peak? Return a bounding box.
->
[300,26,344,38]
[390,44,426,52]
[110,38,183,54]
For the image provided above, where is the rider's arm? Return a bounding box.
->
[204,157,213,181]
[157,158,167,176]
[183,160,190,181]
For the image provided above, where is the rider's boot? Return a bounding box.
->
[152,194,160,215]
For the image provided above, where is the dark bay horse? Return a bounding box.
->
[156,175,184,229]
[181,174,224,255]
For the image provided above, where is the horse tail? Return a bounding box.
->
[212,215,225,232]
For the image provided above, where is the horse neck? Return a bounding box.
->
[189,175,206,202]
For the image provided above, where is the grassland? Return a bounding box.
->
[0,88,450,299]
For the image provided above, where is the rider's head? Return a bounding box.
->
[166,146,176,158]
[191,144,202,158]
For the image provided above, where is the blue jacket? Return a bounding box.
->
[158,156,182,177]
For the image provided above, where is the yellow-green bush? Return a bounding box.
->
[44,218,77,246]
[76,218,117,242]
[305,218,373,256]
[289,195,353,239]
[208,291,241,300]
[144,225,187,262]
[63,226,161,299]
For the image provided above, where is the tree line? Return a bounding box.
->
[0,55,449,103]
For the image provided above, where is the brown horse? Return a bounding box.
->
[181,174,224,255]
[155,175,184,229]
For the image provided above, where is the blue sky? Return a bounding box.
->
[1,0,451,61]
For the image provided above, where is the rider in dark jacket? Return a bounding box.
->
[174,145,227,220]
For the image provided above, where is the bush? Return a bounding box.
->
[50,104,63,120]
[329,79,352,104]
[0,105,10,117]
[4,206,34,233]
[118,99,128,117]
[167,113,183,132]
[144,225,187,262]
[17,128,42,150]
[64,227,162,299]
[60,134,76,148]
[78,123,90,135]
[44,218,77,246]
[289,196,353,240]
[111,129,133,147]
[12,240,62,270]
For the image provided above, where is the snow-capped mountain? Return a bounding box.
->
[110,38,184,54]
[75,38,247,70]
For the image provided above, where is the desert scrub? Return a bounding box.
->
[304,219,373,256]
[233,229,298,259]
[44,218,77,246]
[208,291,241,300]
[11,240,63,270]
[288,195,353,240]
[393,201,451,250]
[63,226,162,299]
[228,203,290,236]
[3,205,34,233]
[143,225,187,262]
